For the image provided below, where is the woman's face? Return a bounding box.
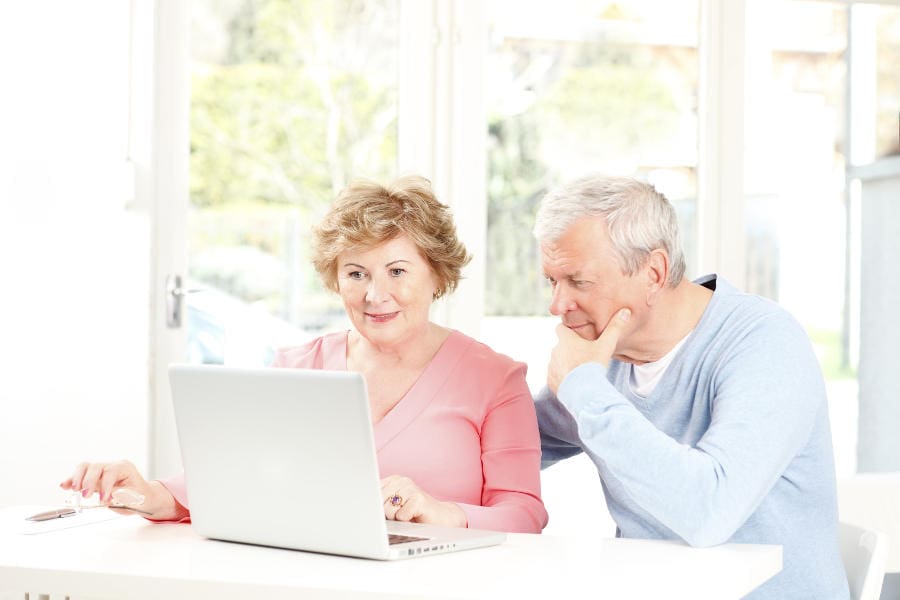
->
[336,234,439,349]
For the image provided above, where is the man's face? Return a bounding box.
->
[540,216,645,342]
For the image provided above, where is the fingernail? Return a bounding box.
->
[82,489,90,498]
[619,309,631,322]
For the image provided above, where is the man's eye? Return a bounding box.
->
[546,276,557,287]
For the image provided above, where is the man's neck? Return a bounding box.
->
[616,279,714,365]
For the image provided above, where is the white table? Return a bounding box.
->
[0,506,781,599]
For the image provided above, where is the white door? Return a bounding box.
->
[0,3,153,505]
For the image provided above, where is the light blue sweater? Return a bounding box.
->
[536,275,849,599]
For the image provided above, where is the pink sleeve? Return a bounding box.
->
[270,336,327,369]
[147,473,191,523]
[457,362,548,533]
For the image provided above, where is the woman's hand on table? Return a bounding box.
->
[60,459,184,520]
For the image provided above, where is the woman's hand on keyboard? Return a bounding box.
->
[380,474,467,528]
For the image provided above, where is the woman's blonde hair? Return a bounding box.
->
[312,175,471,299]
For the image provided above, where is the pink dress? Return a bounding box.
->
[160,329,548,533]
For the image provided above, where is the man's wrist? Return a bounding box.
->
[557,362,611,414]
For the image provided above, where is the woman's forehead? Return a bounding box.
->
[340,234,425,263]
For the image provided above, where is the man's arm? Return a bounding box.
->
[556,315,824,547]
[534,385,584,468]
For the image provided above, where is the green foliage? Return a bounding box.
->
[190,63,333,210]
[485,41,683,315]
[486,112,552,316]
[537,52,679,161]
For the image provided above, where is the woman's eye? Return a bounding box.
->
[348,271,365,280]
[390,268,405,277]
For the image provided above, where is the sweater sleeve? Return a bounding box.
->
[457,363,549,533]
[556,314,824,547]
[534,385,585,468]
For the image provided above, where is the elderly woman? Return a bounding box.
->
[62,175,548,533]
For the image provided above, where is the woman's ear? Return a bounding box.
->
[645,249,670,306]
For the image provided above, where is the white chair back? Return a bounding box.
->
[840,521,889,600]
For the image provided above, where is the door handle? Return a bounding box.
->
[166,274,203,328]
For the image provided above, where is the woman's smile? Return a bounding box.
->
[365,311,400,323]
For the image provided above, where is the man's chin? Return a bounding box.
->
[568,325,598,341]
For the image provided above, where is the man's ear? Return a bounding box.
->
[645,249,669,306]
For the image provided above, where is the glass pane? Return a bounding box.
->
[875,5,900,159]
[483,0,700,391]
[188,0,399,365]
[743,1,856,474]
[744,1,847,307]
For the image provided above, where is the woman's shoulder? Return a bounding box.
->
[443,331,531,411]
[270,331,347,369]
[449,330,527,377]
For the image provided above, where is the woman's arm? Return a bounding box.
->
[458,363,548,533]
[61,460,189,522]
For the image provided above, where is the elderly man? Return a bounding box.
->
[533,174,849,599]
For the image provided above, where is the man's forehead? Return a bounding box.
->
[541,232,587,258]
[541,243,582,274]
[541,230,618,277]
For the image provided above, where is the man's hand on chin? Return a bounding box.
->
[547,309,631,394]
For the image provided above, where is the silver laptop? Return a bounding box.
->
[168,364,506,560]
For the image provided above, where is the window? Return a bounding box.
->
[188,0,400,364]
[178,0,898,480]
[740,1,900,476]
[482,0,700,390]
[861,3,900,162]
[743,1,848,370]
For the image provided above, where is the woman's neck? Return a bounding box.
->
[348,323,451,369]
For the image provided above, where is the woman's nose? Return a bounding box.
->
[365,279,390,303]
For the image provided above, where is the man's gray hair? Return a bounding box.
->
[533,174,686,286]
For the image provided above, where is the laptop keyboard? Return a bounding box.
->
[388,533,429,545]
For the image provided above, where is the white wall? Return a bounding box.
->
[856,158,900,472]
[0,3,152,507]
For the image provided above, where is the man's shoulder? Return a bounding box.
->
[701,274,800,331]
[682,276,817,376]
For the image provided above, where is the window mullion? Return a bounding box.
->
[698,0,748,288]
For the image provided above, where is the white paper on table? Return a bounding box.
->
[0,505,125,535]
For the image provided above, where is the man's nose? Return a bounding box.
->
[549,285,574,316]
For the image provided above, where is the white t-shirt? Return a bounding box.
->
[628,333,692,397]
